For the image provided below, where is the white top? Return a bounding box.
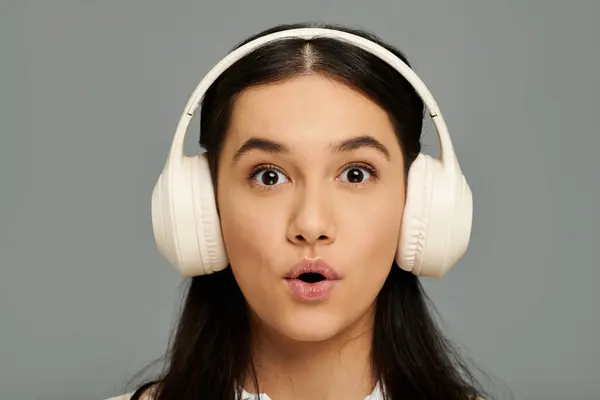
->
[107,382,384,400]
[239,382,384,400]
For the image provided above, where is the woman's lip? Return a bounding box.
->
[284,258,341,280]
[284,279,338,302]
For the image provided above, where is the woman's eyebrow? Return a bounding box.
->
[330,135,391,160]
[232,134,391,166]
[232,137,290,166]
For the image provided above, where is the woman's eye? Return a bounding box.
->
[252,168,289,186]
[338,165,375,184]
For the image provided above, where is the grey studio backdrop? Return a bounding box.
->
[0,1,597,399]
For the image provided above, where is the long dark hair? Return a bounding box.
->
[131,22,488,400]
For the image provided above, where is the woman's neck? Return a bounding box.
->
[245,307,377,400]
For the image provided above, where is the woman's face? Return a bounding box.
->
[217,74,406,342]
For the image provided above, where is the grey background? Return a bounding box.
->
[1,1,597,399]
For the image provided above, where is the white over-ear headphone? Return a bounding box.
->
[151,28,473,279]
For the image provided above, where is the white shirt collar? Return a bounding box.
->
[240,382,384,400]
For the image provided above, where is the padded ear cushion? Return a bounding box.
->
[151,153,228,277]
[396,153,432,274]
[396,153,473,278]
[189,153,229,274]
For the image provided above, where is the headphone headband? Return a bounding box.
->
[167,28,461,175]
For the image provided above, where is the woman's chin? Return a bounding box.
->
[249,297,375,344]
[269,308,361,343]
[281,323,341,343]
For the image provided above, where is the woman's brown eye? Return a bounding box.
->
[346,168,365,183]
[252,169,288,186]
[339,166,374,183]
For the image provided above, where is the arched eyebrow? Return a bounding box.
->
[232,135,391,166]
[232,138,290,165]
[330,135,390,160]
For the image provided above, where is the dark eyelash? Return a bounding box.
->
[247,164,286,180]
[344,162,379,179]
[247,162,379,183]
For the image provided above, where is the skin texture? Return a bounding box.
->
[216,73,407,399]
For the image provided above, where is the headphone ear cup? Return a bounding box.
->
[151,153,228,277]
[396,153,473,278]
[396,153,432,275]
[151,173,174,267]
[190,153,229,274]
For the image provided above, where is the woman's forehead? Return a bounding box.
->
[225,74,399,154]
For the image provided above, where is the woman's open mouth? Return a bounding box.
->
[284,259,340,302]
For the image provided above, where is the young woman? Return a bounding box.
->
[110,22,487,400]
